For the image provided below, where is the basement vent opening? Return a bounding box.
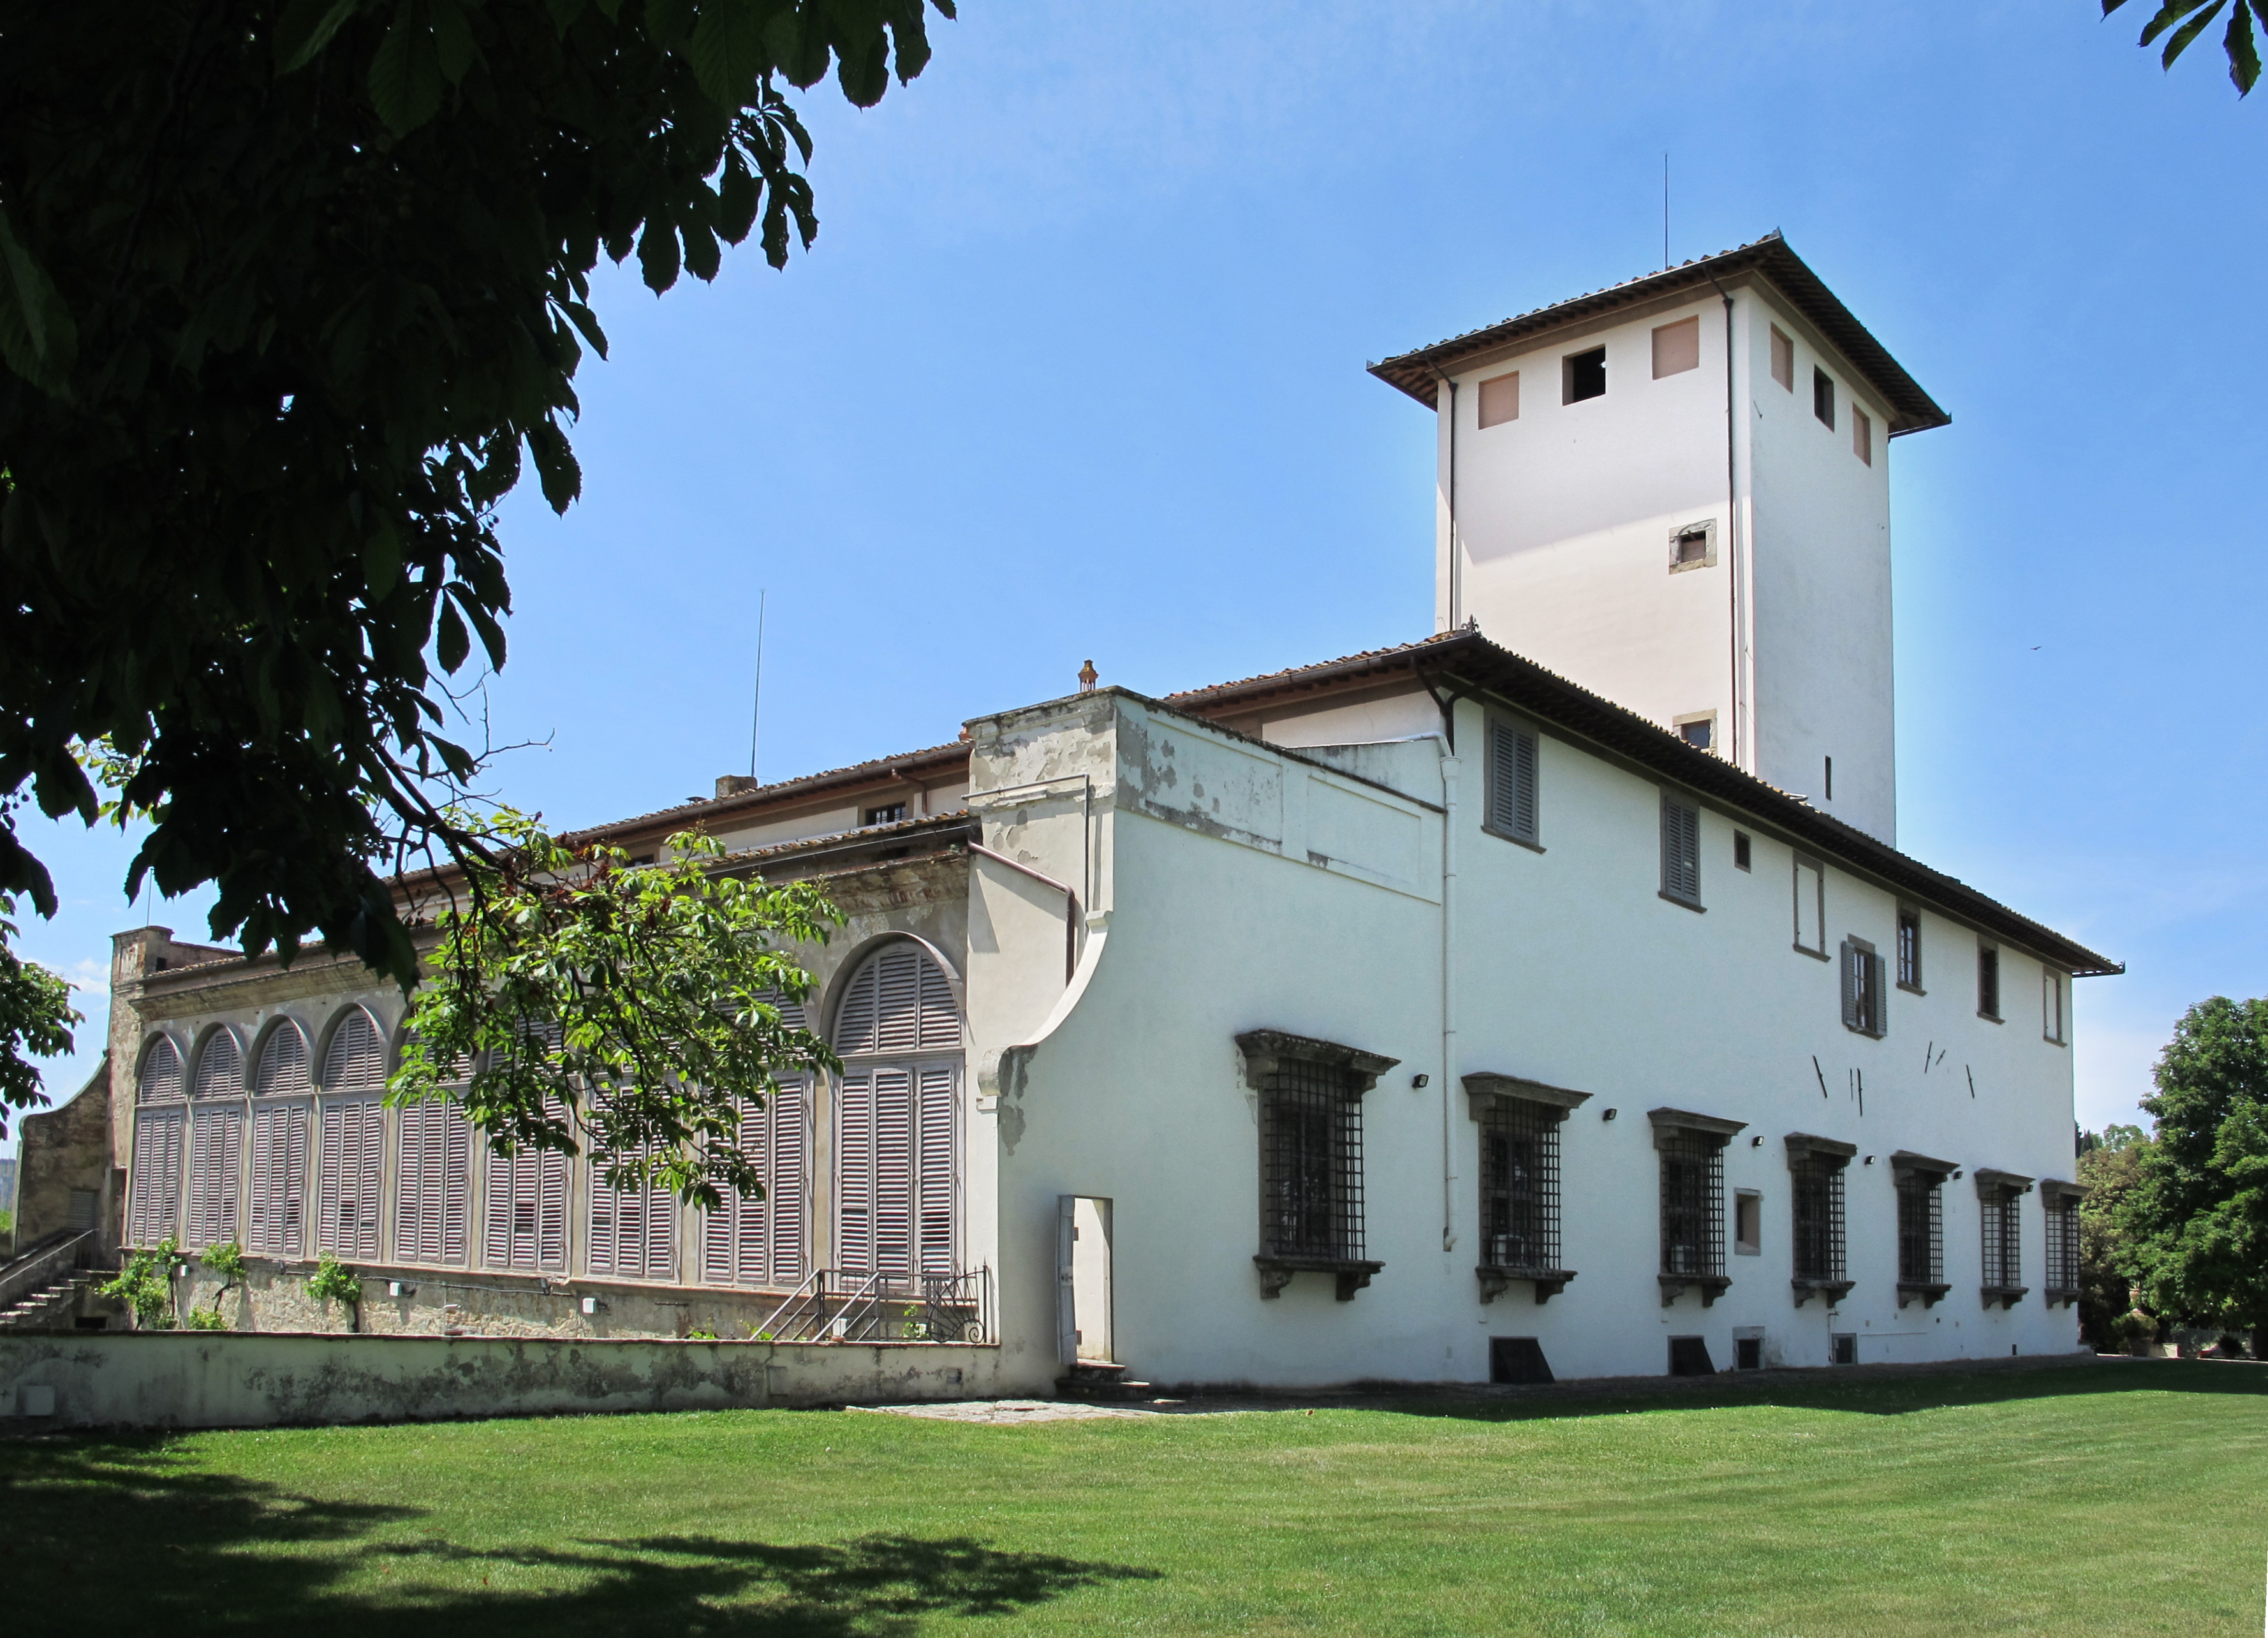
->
[1489,1337,1554,1385]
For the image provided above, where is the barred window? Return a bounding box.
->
[1660,793,1702,908]
[1486,719,1540,846]
[1478,1096,1559,1273]
[1788,1148,1848,1284]
[1658,1128,1725,1279]
[1261,1057,1366,1261]
[2043,1185,2082,1296]
[1977,1170,2032,1299]
[1894,1156,1948,1291]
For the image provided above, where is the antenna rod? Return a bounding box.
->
[749,589,767,781]
[1663,151,1670,267]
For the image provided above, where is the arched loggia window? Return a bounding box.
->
[318,1008,386,1258]
[247,1021,311,1258]
[701,994,812,1290]
[832,943,961,1280]
[184,1032,246,1250]
[127,1037,187,1245]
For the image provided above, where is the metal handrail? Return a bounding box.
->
[751,1266,994,1345]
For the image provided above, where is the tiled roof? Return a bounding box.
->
[1367,232,1950,436]
[571,739,971,844]
[1168,629,2117,977]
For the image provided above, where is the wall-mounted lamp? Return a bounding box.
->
[1750,1135,1764,1147]
[1410,1073,1429,1089]
[1952,1169,1964,1180]
[1602,1107,1618,1121]
[1863,1156,1875,1166]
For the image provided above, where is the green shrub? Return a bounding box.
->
[306,1253,360,1307]
[185,1306,228,1330]
[101,1236,188,1329]
[202,1241,246,1281]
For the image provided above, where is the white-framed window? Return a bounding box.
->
[1793,857,1826,957]
[1675,713,1716,752]
[2043,968,2066,1045]
[1896,906,1923,992]
[1484,718,1540,847]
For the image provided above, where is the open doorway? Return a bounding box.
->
[1056,1195,1114,1366]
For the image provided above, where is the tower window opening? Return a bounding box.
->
[1563,347,1607,404]
[1813,367,1836,429]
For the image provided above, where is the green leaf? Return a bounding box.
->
[431,0,480,84]
[275,0,364,72]
[435,600,471,673]
[637,218,682,293]
[2139,0,2218,47]
[2228,0,2262,91]
[369,0,446,135]
[687,0,766,105]
[2162,0,2229,64]
[0,207,77,395]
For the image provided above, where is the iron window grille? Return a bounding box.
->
[1239,1031,1396,1300]
[1786,1135,1855,1305]
[1977,1169,2033,1306]
[1660,793,1702,908]
[1464,1074,1589,1302]
[1651,1108,1744,1305]
[1841,938,1886,1037]
[2041,1181,2084,1305]
[1892,1151,1955,1307]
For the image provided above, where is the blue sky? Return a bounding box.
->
[11,1,2265,1155]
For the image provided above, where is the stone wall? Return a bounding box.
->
[0,1329,1008,1429]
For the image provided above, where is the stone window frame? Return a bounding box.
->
[1464,1073,1589,1304]
[1891,1150,1956,1308]
[1975,1167,2034,1309]
[1239,1030,1397,1301]
[1785,1133,1857,1307]
[1651,1107,1746,1306]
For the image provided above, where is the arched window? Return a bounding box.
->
[247,1021,310,1258]
[702,994,812,1290]
[317,1008,385,1257]
[184,1033,245,1250]
[832,944,961,1279]
[128,1038,187,1245]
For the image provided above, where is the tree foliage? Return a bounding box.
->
[2075,1125,2152,1348]
[0,891,78,1140]
[392,813,840,1205]
[0,0,950,1121]
[2118,996,2268,1343]
[2105,0,2264,96]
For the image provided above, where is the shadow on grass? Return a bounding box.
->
[1362,1357,2268,1424]
[0,1435,1157,1635]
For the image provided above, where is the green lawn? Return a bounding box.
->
[4,1361,2264,1635]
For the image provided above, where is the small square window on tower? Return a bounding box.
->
[1668,519,1716,572]
[1651,316,1700,378]
[1770,325,1795,391]
[1675,714,1715,753]
[1477,371,1520,429]
[1563,346,1607,404]
[1852,405,1873,465]
[1733,832,1752,871]
[1813,367,1836,430]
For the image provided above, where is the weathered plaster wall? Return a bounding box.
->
[0,1331,1004,1429]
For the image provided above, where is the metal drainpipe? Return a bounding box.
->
[1439,744,1460,1254]
[1703,272,1742,768]
[1438,369,1461,630]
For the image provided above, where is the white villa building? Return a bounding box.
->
[14,235,2116,1390]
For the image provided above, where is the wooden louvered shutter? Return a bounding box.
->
[837,1070,874,1272]
[876,951,920,1054]
[916,1064,957,1276]
[733,1095,771,1285]
[873,1067,914,1277]
[835,963,878,1055]
[917,961,957,1051]
[770,1081,808,1283]
[129,1107,185,1244]
[1489,721,1539,843]
[538,1144,567,1272]
[255,1024,309,1096]
[395,1102,469,1265]
[1841,943,1861,1031]
[322,1100,383,1257]
[1661,794,1700,904]
[587,1155,617,1276]
[249,1102,306,1258]
[188,1103,244,1248]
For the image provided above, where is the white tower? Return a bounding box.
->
[1370,233,1946,844]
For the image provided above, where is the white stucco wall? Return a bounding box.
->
[989,690,2084,1390]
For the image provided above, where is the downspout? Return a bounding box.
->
[1437,369,1461,631]
[1440,742,1460,1255]
[1703,271,1743,769]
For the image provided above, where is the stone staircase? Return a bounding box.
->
[0,1273,101,1332]
[1054,1360,1157,1403]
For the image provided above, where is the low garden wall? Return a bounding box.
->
[0,1329,1015,1430]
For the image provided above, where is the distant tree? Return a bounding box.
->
[392,812,841,1204]
[2075,1125,2152,1349]
[2120,997,2268,1357]
[2104,0,2263,96]
[0,0,953,1126]
[0,892,77,1139]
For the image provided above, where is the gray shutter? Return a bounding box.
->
[1489,723,1540,843]
[1661,795,1700,902]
